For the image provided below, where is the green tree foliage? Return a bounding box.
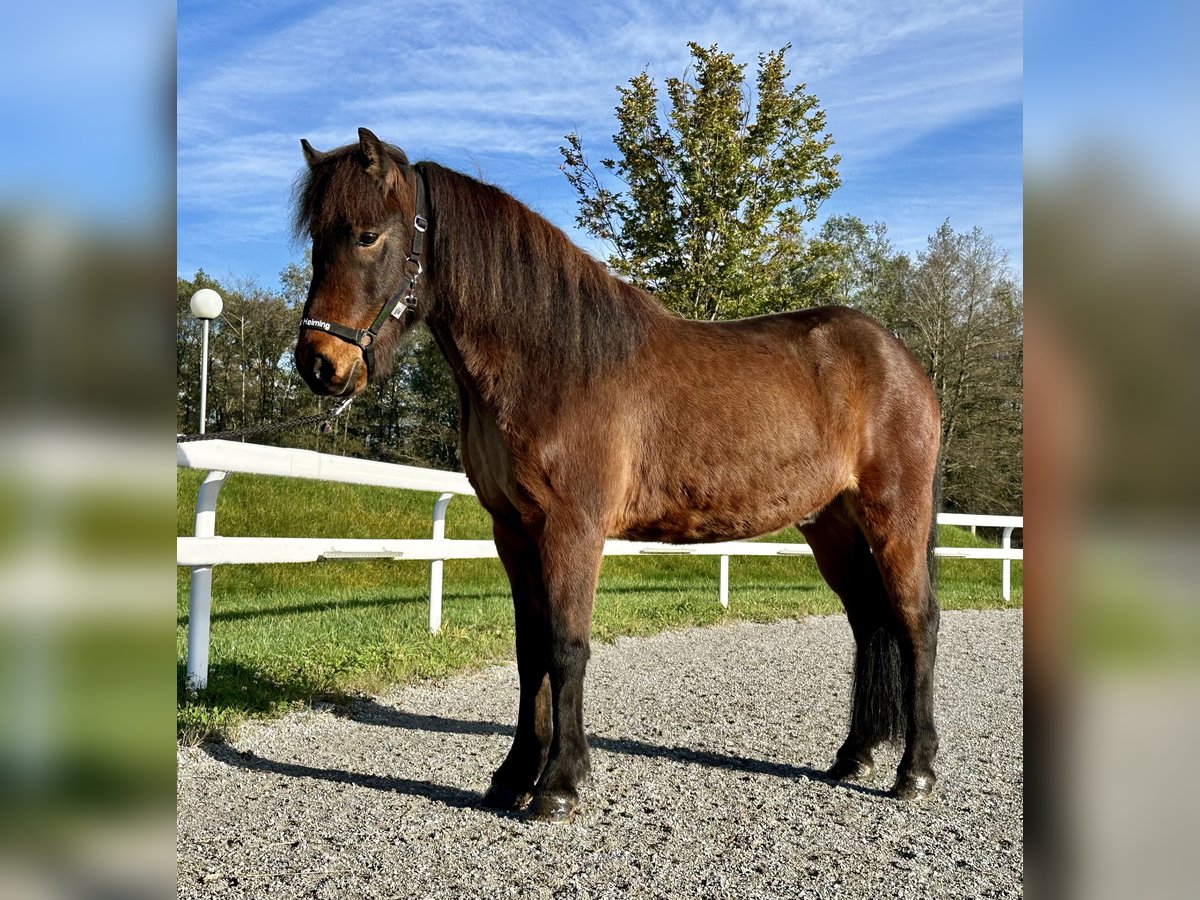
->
[394,333,460,471]
[896,222,1023,516]
[789,214,911,321]
[176,271,299,436]
[278,252,310,308]
[561,42,840,320]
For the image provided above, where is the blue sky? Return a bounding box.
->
[178,0,1022,289]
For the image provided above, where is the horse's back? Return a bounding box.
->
[642,304,935,441]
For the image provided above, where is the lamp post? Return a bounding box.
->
[189,288,223,434]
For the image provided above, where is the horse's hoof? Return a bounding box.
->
[524,790,578,823]
[827,757,874,781]
[479,782,532,811]
[891,773,937,801]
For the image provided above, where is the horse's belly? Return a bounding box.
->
[617,514,803,544]
[615,473,837,544]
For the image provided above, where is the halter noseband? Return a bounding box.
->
[299,166,429,380]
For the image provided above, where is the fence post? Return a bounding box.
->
[1002,526,1014,603]
[719,555,729,608]
[187,470,228,691]
[429,493,454,633]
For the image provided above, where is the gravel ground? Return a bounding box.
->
[177,609,1022,898]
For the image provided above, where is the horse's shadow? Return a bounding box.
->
[202,698,890,811]
[200,741,481,809]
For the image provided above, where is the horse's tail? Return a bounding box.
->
[851,627,907,745]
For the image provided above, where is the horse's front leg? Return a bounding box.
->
[525,522,603,823]
[480,519,552,811]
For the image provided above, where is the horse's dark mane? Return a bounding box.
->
[294,143,664,389]
[420,162,663,386]
[292,143,411,238]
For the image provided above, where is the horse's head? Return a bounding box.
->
[292,127,428,396]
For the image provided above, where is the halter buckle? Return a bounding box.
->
[413,214,428,233]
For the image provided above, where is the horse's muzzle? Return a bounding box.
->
[296,332,366,396]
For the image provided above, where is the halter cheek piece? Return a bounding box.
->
[299,167,429,380]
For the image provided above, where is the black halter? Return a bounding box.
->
[299,166,429,380]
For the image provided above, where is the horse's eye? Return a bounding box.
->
[357,232,379,247]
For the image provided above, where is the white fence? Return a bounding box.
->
[177,440,1023,690]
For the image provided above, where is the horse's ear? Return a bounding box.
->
[357,127,389,180]
[300,139,324,168]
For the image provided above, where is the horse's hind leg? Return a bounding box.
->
[851,478,941,800]
[479,519,553,811]
[801,500,903,782]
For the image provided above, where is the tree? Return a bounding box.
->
[788,214,910,320]
[391,333,460,471]
[895,222,1023,515]
[177,270,316,438]
[561,42,840,320]
[278,252,310,309]
[177,269,224,434]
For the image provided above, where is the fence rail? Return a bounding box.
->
[177,440,1022,690]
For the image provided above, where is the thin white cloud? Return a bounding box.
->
[179,0,1021,281]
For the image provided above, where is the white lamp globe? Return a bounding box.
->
[190,288,223,320]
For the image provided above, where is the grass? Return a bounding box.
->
[177,468,1022,744]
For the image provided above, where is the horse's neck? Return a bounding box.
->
[425,278,565,428]
[424,168,660,421]
[426,317,522,429]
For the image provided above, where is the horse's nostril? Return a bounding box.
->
[313,354,336,386]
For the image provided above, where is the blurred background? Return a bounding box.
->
[1025,1,1200,897]
[0,2,175,898]
[0,0,1198,897]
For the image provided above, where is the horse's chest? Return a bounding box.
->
[461,399,520,515]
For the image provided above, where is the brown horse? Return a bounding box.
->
[293,128,942,822]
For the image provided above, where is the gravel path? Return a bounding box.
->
[177,609,1022,898]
